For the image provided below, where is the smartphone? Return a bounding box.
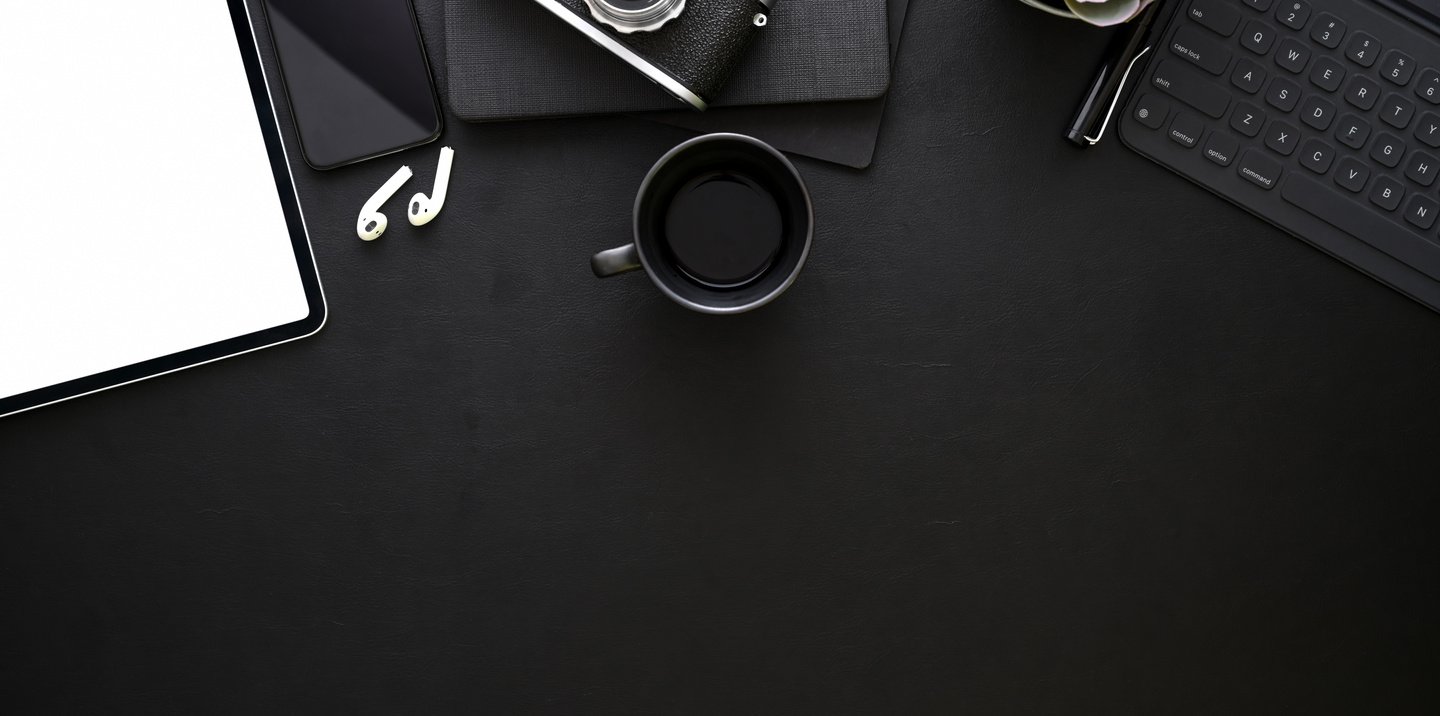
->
[260,0,442,170]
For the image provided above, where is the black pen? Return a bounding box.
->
[1065,2,1163,147]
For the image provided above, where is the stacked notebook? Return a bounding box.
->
[442,0,906,167]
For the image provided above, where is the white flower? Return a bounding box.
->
[1065,0,1157,26]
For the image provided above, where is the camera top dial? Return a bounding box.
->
[583,0,686,34]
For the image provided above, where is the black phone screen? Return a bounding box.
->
[262,0,441,169]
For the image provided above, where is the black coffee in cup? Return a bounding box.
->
[592,134,813,315]
[662,171,785,289]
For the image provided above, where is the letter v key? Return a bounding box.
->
[1335,158,1370,192]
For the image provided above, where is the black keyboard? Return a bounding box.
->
[1121,0,1440,313]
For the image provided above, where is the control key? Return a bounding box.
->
[1151,59,1231,119]
[1169,114,1203,148]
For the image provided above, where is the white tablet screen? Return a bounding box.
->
[0,1,315,402]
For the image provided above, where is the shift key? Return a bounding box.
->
[1152,59,1231,118]
[1171,25,1233,76]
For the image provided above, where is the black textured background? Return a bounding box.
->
[3,1,1439,712]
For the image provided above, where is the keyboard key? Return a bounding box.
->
[1336,114,1371,149]
[1371,133,1406,168]
[1300,137,1335,173]
[1187,0,1240,36]
[1232,60,1267,94]
[1334,157,1369,192]
[1310,13,1345,48]
[1265,77,1301,112]
[1133,93,1169,129]
[1405,194,1439,230]
[1238,149,1282,189]
[1381,94,1415,129]
[1264,120,1300,155]
[1283,174,1440,282]
[1152,60,1231,119]
[1231,102,1266,137]
[1242,0,1272,11]
[1405,150,1438,187]
[1344,75,1380,110]
[1275,1,1310,30]
[1416,113,1440,147]
[1204,132,1239,166]
[1381,50,1416,86]
[1169,114,1203,148]
[1242,20,1277,55]
[1301,95,1335,130]
[1416,69,1440,104]
[1370,176,1405,211]
[1309,57,1346,92]
[1274,38,1310,74]
[1345,33,1380,68]
[1171,25,1233,76]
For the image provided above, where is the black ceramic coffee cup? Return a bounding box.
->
[591,133,813,314]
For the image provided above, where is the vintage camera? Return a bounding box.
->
[531,0,776,110]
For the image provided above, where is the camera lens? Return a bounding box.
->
[584,0,686,34]
[600,0,675,9]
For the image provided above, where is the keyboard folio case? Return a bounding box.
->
[1120,0,1440,313]
[443,0,891,121]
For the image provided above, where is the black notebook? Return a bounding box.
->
[644,0,912,169]
[444,0,891,121]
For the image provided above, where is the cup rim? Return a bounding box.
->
[632,133,814,315]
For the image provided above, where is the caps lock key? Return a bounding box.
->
[1171,25,1233,76]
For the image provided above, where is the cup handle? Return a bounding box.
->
[591,244,642,278]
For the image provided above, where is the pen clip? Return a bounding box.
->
[1083,45,1152,146]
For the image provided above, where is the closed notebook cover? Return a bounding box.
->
[444,0,890,121]
[644,0,912,169]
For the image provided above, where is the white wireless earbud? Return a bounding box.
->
[356,165,414,241]
[408,146,455,227]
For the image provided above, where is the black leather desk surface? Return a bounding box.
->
[3,2,1439,712]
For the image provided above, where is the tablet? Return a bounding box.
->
[0,0,325,418]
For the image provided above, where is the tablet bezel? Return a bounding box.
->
[0,0,327,419]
